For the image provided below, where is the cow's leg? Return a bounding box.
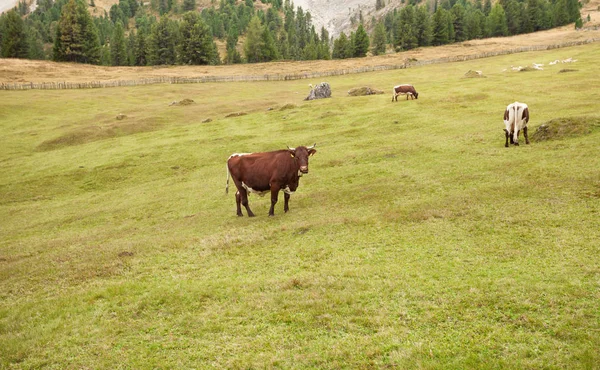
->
[514,130,520,146]
[504,129,509,147]
[524,126,530,144]
[235,191,243,217]
[239,188,255,217]
[268,185,281,217]
[284,192,291,213]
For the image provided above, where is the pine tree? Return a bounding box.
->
[1,10,29,58]
[396,5,418,51]
[371,21,387,55]
[465,8,485,39]
[483,0,492,15]
[332,32,352,59]
[486,3,508,37]
[110,21,127,65]
[183,0,196,11]
[134,29,148,66]
[178,11,219,65]
[353,23,369,57]
[451,3,466,42]
[504,0,523,35]
[432,8,449,46]
[53,0,101,64]
[244,16,278,63]
[147,15,177,65]
[415,5,433,47]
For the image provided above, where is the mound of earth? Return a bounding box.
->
[463,70,486,78]
[279,103,297,110]
[559,68,578,73]
[225,112,247,118]
[347,87,385,96]
[169,98,194,106]
[531,116,600,141]
[519,66,539,72]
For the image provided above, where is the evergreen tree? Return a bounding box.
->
[110,21,127,65]
[53,0,101,64]
[465,8,485,39]
[483,0,492,15]
[504,0,523,35]
[353,23,369,57]
[1,10,29,58]
[332,32,352,59]
[566,0,581,23]
[147,15,178,65]
[395,5,418,51]
[244,16,277,63]
[486,3,508,36]
[100,43,111,65]
[432,8,449,46]
[451,3,466,42]
[525,0,543,32]
[415,5,433,46]
[134,29,148,65]
[27,26,46,59]
[178,11,219,65]
[183,0,196,12]
[371,21,387,55]
[553,0,570,26]
[376,0,385,11]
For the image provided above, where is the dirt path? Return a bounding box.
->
[1,9,599,84]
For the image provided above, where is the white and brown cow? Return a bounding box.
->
[392,84,419,102]
[503,102,530,147]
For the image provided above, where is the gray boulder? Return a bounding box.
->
[305,82,331,101]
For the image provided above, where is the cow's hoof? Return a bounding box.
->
[268,214,275,217]
[514,142,519,146]
[237,214,243,217]
[505,144,509,148]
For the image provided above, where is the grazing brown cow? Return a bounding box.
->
[392,84,419,102]
[226,144,317,217]
[503,102,530,147]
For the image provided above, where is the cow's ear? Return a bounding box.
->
[308,149,317,156]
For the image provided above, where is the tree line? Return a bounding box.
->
[0,0,583,65]
[365,0,583,57]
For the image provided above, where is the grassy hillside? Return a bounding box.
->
[1,43,599,368]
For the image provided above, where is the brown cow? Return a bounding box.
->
[392,84,419,102]
[226,144,317,217]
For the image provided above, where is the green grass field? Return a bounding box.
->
[1,43,600,368]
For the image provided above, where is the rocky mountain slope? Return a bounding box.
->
[293,0,377,38]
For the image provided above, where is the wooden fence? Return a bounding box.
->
[1,38,598,91]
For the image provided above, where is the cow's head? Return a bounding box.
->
[288,144,317,175]
[414,92,419,99]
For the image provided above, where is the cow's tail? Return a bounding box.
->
[226,162,230,194]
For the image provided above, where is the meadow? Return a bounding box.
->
[1,43,599,368]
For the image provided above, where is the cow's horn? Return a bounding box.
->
[287,145,295,151]
[307,143,316,149]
